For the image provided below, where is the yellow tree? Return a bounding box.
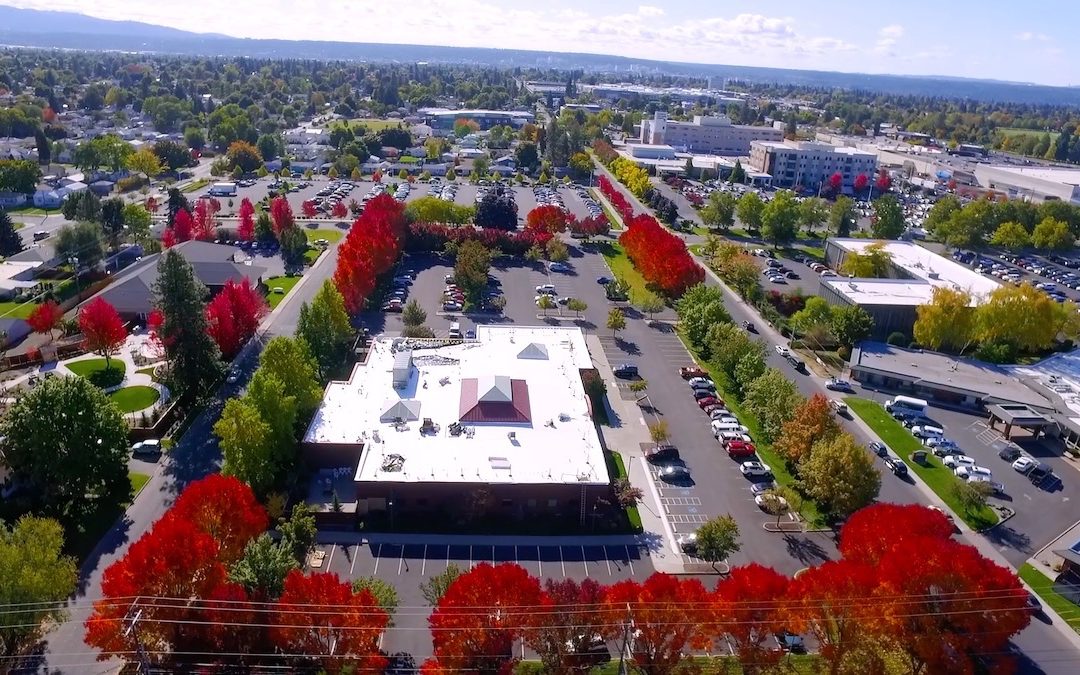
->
[773,394,840,467]
[989,221,1030,251]
[913,287,975,352]
[1031,216,1075,251]
[840,243,892,278]
[125,147,162,182]
[975,283,1066,352]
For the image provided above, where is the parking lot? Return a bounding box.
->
[951,248,1080,303]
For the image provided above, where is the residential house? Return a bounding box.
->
[89,180,115,197]
[0,192,27,209]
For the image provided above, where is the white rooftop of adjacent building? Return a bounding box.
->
[986,165,1080,186]
[303,325,606,486]
[1012,350,1080,428]
[829,238,1000,300]
[822,278,937,306]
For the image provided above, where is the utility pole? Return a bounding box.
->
[616,602,634,675]
[124,607,152,675]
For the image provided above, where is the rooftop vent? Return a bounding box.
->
[380,454,405,472]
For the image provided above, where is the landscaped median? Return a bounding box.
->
[596,241,663,306]
[264,275,302,309]
[1019,562,1080,634]
[844,396,999,529]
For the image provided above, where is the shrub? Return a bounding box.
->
[89,366,125,389]
[837,345,852,361]
[117,175,148,192]
[887,331,907,346]
[974,340,1017,364]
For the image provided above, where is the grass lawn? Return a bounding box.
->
[66,358,127,380]
[678,329,824,526]
[180,177,210,193]
[349,118,407,132]
[8,205,51,216]
[304,248,322,265]
[265,275,302,309]
[109,386,160,413]
[596,241,664,306]
[129,471,151,497]
[11,220,24,230]
[0,301,39,319]
[135,366,162,382]
[998,127,1058,140]
[789,245,825,262]
[608,451,643,532]
[845,397,998,530]
[305,228,344,244]
[1019,563,1080,634]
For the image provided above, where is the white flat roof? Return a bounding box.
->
[822,278,936,306]
[986,165,1080,186]
[829,238,1000,300]
[303,325,606,486]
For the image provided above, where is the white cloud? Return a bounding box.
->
[637,5,665,18]
[1016,31,1051,42]
[875,24,905,55]
[879,24,905,39]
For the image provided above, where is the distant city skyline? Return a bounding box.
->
[3,0,1078,87]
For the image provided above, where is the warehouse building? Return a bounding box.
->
[639,112,782,156]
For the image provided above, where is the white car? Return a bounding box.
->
[740,461,772,478]
[1012,457,1039,473]
[536,284,556,294]
[924,436,953,448]
[130,439,161,455]
[676,533,698,553]
[967,474,1006,494]
[755,494,788,510]
[825,378,852,392]
[942,454,975,469]
[688,377,715,389]
[955,465,993,480]
[774,345,790,357]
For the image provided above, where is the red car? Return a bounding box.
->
[679,366,708,379]
[725,441,757,458]
[697,396,720,410]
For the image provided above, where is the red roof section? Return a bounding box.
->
[459,378,532,423]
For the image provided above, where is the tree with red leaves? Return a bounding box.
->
[145,195,159,214]
[598,175,633,221]
[713,564,789,674]
[428,563,542,675]
[167,207,194,245]
[78,297,127,371]
[237,198,255,241]
[85,515,227,660]
[162,227,178,248]
[523,578,608,675]
[619,213,703,297]
[206,278,269,358]
[272,570,389,673]
[192,198,219,241]
[854,173,870,193]
[27,300,63,341]
[526,204,572,234]
[333,193,405,314]
[301,199,318,219]
[828,172,843,192]
[839,503,954,565]
[200,582,265,657]
[270,196,295,236]
[603,573,712,675]
[332,201,348,219]
[168,473,268,564]
[786,560,885,673]
[875,169,892,193]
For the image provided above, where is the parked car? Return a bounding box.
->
[613,364,639,379]
[596,276,612,285]
[687,377,714,389]
[883,455,908,476]
[869,441,888,457]
[697,397,720,410]
[131,439,161,456]
[825,378,852,392]
[742,321,755,332]
[676,533,698,554]
[692,389,716,401]
[774,632,806,654]
[659,465,692,482]
[829,400,848,415]
[943,454,975,469]
[774,345,790,356]
[1012,457,1039,473]
[750,480,776,495]
[740,461,772,478]
[679,366,708,379]
[646,445,679,463]
[726,441,757,458]
[954,465,993,480]
[998,445,1022,462]
[755,493,788,510]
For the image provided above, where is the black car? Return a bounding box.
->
[998,446,1021,462]
[646,445,679,463]
[692,388,716,400]
[613,364,639,379]
[742,320,756,332]
[883,455,908,476]
[869,441,888,457]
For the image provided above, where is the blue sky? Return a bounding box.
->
[6,0,1078,86]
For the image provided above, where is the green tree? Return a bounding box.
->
[913,287,976,352]
[736,191,764,231]
[454,239,492,304]
[122,203,152,246]
[952,480,994,516]
[0,209,23,257]
[0,159,43,194]
[729,159,747,184]
[870,194,905,239]
[989,221,1031,251]
[797,197,829,235]
[828,196,856,237]
[640,296,664,320]
[55,221,105,268]
[258,336,322,418]
[278,503,317,564]
[924,195,962,235]
[700,191,737,231]
[352,577,400,622]
[546,238,569,262]
[401,298,427,327]
[800,433,881,517]
[567,298,588,317]
[125,147,162,181]
[675,284,730,354]
[537,294,556,316]
[278,226,308,266]
[761,190,800,248]
[694,514,741,566]
[100,197,126,248]
[707,322,764,383]
[607,307,626,337]
[297,280,353,380]
[733,350,767,393]
[744,368,802,441]
[152,249,223,397]
[0,516,78,659]
[839,243,892,278]
[1031,216,1075,251]
[228,533,298,600]
[215,397,276,495]
[831,305,875,349]
[0,376,130,517]
[421,563,464,605]
[791,297,834,335]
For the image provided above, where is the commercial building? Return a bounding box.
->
[748,140,878,192]
[820,239,999,339]
[423,109,535,134]
[974,164,1080,204]
[581,83,742,106]
[639,112,781,156]
[302,326,610,525]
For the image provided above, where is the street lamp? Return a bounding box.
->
[69,256,81,298]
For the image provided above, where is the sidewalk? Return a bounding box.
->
[585,332,685,573]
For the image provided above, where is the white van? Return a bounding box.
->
[712,420,750,436]
[911,425,944,439]
[448,322,462,339]
[886,395,928,414]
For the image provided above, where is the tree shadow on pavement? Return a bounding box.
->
[983,524,1033,555]
[782,533,830,566]
[614,337,640,355]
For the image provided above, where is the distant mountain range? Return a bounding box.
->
[1,5,1078,106]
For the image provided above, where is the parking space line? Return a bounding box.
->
[398,550,404,575]
[605,556,612,576]
[537,546,542,577]
[373,543,382,575]
[582,546,588,576]
[422,545,427,576]
[325,545,335,571]
[349,545,357,576]
[626,546,635,575]
[560,546,565,576]
[470,545,474,568]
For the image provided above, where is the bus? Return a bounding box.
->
[885,395,928,414]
